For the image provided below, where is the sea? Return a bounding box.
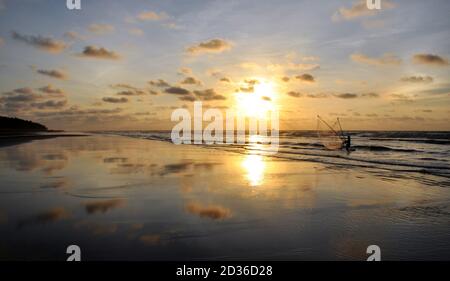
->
[101,130,450,188]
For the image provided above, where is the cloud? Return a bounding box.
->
[185,202,232,220]
[307,93,329,98]
[296,74,315,83]
[351,53,401,66]
[193,89,226,101]
[186,39,232,55]
[34,107,123,117]
[137,11,168,21]
[412,54,449,66]
[31,99,67,109]
[361,92,379,98]
[164,86,190,95]
[267,62,320,71]
[177,67,192,75]
[149,79,170,88]
[179,95,196,102]
[88,23,115,34]
[333,0,395,21]
[38,85,65,97]
[281,76,290,82]
[220,77,231,83]
[287,91,303,98]
[36,69,67,80]
[64,31,84,41]
[129,28,144,36]
[102,97,128,103]
[0,37,4,47]
[116,90,147,96]
[11,31,67,53]
[84,199,126,214]
[244,79,260,85]
[180,76,202,85]
[335,93,358,99]
[401,76,434,83]
[239,86,254,93]
[78,46,120,60]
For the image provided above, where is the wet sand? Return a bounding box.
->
[0,135,449,260]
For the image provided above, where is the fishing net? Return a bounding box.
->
[317,116,344,150]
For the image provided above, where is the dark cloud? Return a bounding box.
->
[149,90,159,95]
[361,92,379,98]
[412,54,449,66]
[149,79,170,88]
[296,74,315,82]
[36,69,67,79]
[238,86,254,93]
[116,90,146,96]
[34,107,123,117]
[179,95,196,102]
[281,76,290,82]
[401,76,433,83]
[84,199,125,214]
[78,46,120,60]
[11,31,67,53]
[220,77,230,83]
[307,93,328,98]
[32,99,67,109]
[102,97,128,103]
[287,91,302,98]
[244,79,259,85]
[180,76,202,85]
[164,86,190,95]
[186,39,232,55]
[261,96,271,101]
[335,93,358,99]
[193,89,226,101]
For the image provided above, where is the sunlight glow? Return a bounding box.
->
[241,154,266,187]
[235,80,277,119]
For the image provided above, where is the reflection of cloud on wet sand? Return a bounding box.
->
[39,177,69,189]
[18,207,70,228]
[74,220,118,235]
[185,202,232,220]
[159,162,192,176]
[139,234,161,246]
[159,161,222,176]
[83,199,126,214]
[103,157,128,163]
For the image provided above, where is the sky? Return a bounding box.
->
[0,0,449,131]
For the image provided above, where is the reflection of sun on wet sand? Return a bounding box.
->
[0,134,450,260]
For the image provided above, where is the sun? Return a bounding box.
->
[235,79,277,118]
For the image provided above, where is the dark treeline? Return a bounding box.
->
[0,116,48,132]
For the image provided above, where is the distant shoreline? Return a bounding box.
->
[0,132,89,148]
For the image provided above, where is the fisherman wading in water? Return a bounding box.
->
[344,135,351,152]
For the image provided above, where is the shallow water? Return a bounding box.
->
[0,135,449,260]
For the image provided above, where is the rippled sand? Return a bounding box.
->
[0,135,449,260]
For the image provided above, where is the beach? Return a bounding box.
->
[0,134,449,260]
